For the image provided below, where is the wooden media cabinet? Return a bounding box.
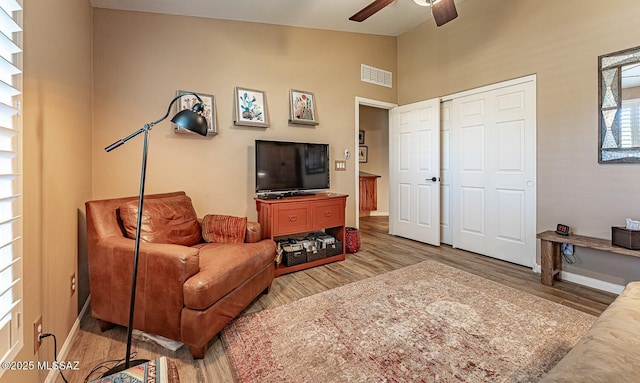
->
[255,193,348,277]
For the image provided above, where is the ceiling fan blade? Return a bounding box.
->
[432,0,458,26]
[349,0,396,22]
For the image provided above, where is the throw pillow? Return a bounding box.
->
[201,214,247,243]
[119,194,202,247]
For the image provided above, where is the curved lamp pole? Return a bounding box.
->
[102,92,208,376]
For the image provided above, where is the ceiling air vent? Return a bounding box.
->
[361,64,392,88]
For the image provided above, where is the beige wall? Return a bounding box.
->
[92,9,397,226]
[398,0,640,285]
[8,0,93,382]
[359,105,389,214]
[13,4,640,380]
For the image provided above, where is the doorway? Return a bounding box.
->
[354,98,396,229]
[358,105,390,218]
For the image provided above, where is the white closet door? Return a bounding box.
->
[452,78,536,267]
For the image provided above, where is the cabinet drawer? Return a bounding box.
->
[313,202,343,228]
[274,206,311,235]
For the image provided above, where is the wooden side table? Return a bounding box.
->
[537,230,640,286]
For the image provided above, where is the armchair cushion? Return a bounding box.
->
[184,240,276,309]
[119,194,202,246]
[201,214,247,243]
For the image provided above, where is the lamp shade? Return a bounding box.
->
[171,103,209,136]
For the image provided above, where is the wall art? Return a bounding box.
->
[359,145,368,163]
[289,89,318,125]
[175,90,216,135]
[234,87,269,128]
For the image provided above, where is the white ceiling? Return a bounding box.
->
[89,0,456,37]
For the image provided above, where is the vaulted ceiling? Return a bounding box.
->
[89,0,463,36]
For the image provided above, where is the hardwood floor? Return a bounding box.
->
[55,216,616,383]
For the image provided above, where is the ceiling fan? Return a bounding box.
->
[349,0,458,27]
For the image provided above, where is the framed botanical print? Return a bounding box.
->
[234,87,269,128]
[359,146,368,163]
[289,89,318,125]
[175,90,216,135]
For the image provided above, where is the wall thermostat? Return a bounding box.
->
[556,224,570,236]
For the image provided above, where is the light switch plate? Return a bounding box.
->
[335,160,347,171]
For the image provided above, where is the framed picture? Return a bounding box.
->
[359,130,365,145]
[359,146,368,163]
[175,90,216,135]
[234,87,268,127]
[289,89,318,125]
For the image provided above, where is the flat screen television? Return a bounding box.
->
[255,139,330,195]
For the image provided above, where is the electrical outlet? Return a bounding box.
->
[34,316,42,354]
[70,273,76,296]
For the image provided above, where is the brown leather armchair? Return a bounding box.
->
[85,191,275,358]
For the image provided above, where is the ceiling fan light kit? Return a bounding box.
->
[413,0,441,7]
[351,0,457,26]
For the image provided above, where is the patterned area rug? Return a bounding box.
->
[221,260,596,382]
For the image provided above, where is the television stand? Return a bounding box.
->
[255,193,348,276]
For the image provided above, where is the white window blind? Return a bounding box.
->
[0,0,21,374]
[620,98,640,148]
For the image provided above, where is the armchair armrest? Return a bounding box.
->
[246,221,261,243]
[88,236,200,340]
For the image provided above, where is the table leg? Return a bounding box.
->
[541,239,561,286]
[553,242,562,283]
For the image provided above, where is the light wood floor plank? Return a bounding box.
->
[54,216,617,383]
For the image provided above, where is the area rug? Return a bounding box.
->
[221,260,596,383]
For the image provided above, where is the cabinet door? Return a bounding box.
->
[274,205,311,236]
[313,201,344,229]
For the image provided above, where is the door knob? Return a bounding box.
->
[426,177,439,182]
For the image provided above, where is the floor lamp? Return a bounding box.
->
[102,92,209,376]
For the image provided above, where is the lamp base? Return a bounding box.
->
[101,358,150,377]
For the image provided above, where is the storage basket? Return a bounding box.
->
[306,247,326,262]
[326,240,343,257]
[300,238,323,262]
[283,249,307,266]
[611,226,640,250]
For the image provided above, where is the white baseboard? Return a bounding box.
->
[560,271,624,295]
[368,211,389,217]
[44,297,91,383]
[533,264,624,295]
